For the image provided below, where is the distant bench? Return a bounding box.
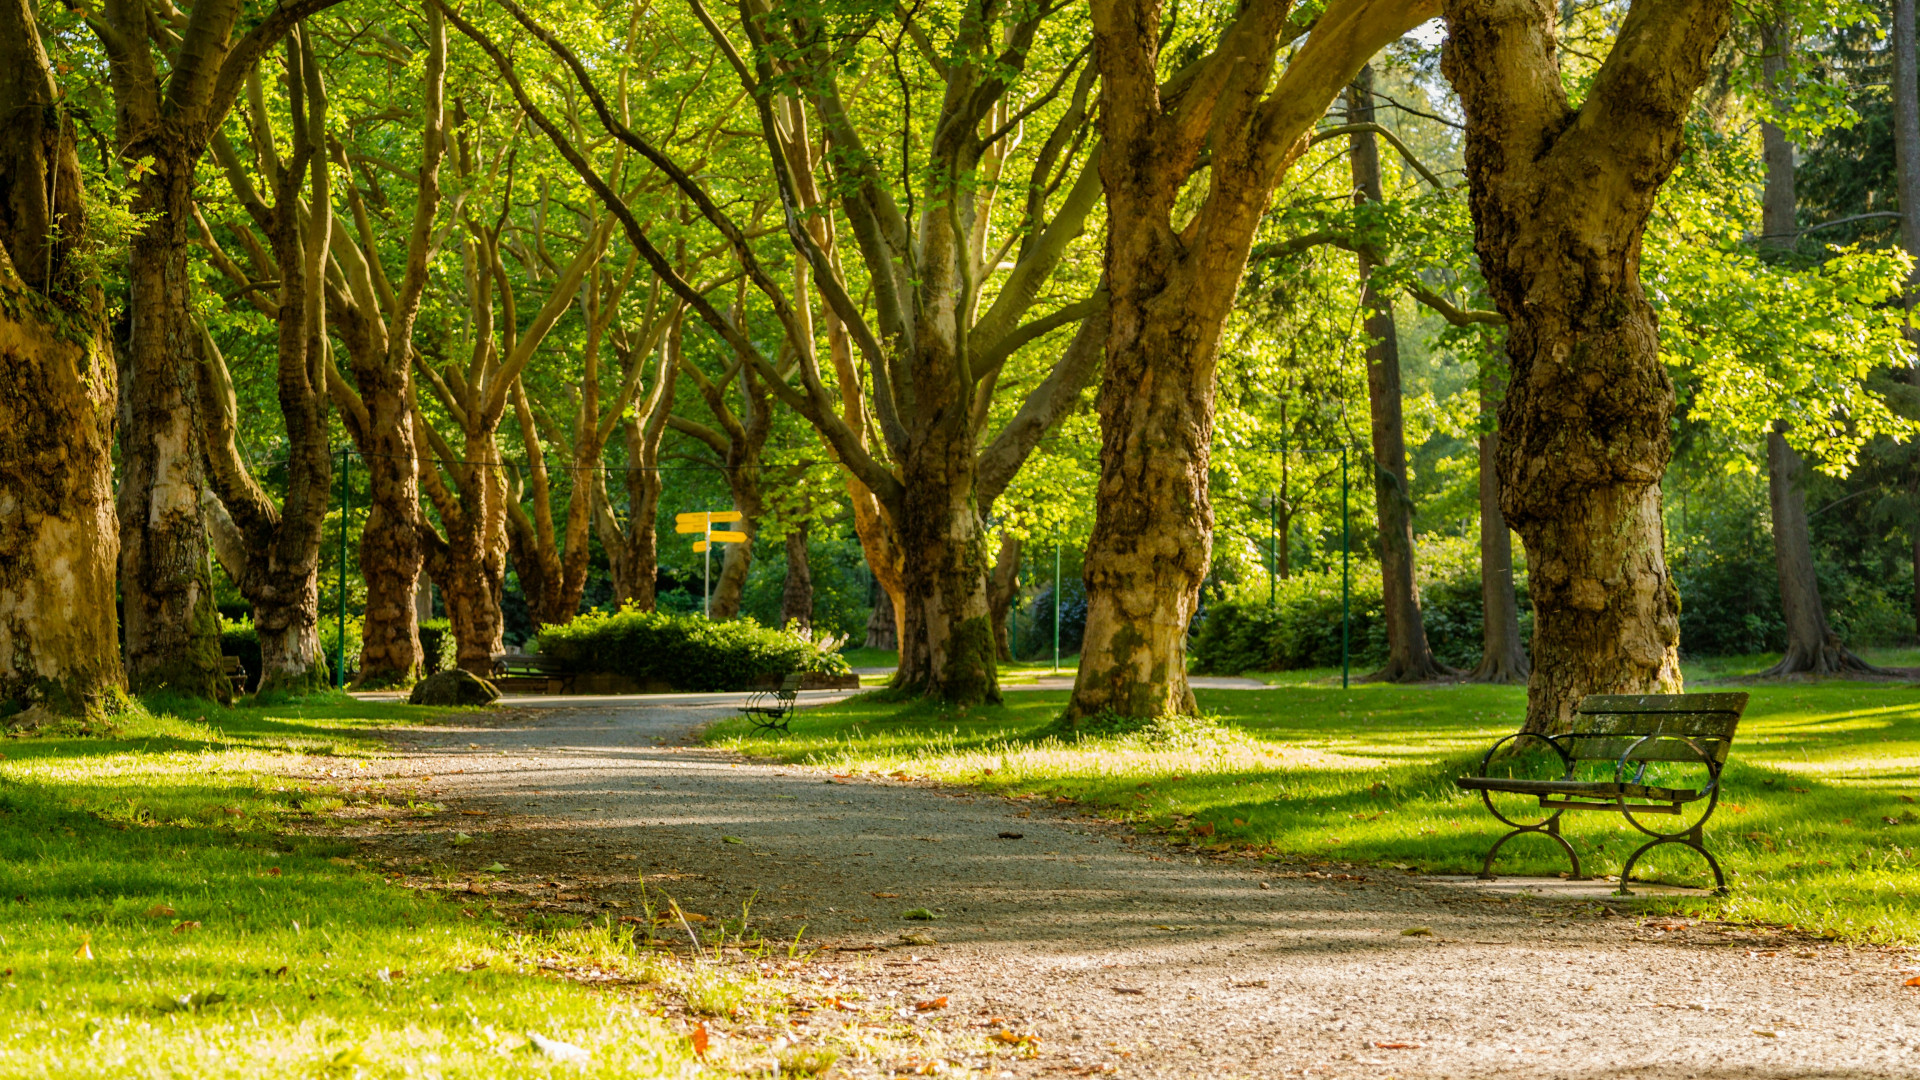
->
[489,653,573,695]
[1455,692,1748,894]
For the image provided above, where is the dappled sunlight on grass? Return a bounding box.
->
[716,679,1920,944]
[0,695,720,1078]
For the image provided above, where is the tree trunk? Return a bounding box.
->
[353,368,426,686]
[1894,0,1920,642]
[865,585,900,650]
[988,533,1023,662]
[431,434,508,676]
[197,31,335,695]
[1071,0,1433,721]
[0,0,124,726]
[1349,67,1452,683]
[1761,424,1882,674]
[118,153,228,700]
[782,520,813,631]
[893,401,999,701]
[1468,364,1529,683]
[1442,0,1730,733]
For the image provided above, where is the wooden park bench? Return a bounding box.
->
[489,653,574,695]
[221,655,249,696]
[740,673,804,734]
[1455,692,1748,895]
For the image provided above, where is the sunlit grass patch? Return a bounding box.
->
[0,695,726,1078]
[713,680,1920,944]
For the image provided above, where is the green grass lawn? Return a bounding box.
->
[709,679,1920,943]
[0,694,728,1078]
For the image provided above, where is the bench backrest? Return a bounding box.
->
[779,672,805,693]
[1563,692,1748,765]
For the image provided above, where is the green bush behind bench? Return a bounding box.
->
[535,608,851,691]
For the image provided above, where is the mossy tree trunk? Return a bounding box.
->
[0,0,125,723]
[1442,0,1731,733]
[1071,0,1437,721]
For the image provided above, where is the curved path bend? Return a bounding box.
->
[351,694,1918,1079]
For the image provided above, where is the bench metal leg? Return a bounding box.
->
[1617,824,1725,896]
[1478,814,1583,882]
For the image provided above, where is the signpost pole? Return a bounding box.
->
[336,448,350,688]
[703,523,712,620]
[1341,444,1350,691]
[1053,540,1062,674]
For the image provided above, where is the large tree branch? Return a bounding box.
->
[976,302,1109,511]
[445,0,904,509]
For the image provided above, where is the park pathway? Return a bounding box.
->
[353,695,1919,1079]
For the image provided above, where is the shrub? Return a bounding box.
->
[535,607,852,691]
[1189,536,1530,674]
[418,618,458,675]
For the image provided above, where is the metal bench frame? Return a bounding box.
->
[740,673,804,733]
[1456,692,1748,895]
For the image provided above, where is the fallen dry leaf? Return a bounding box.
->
[171,920,201,934]
[1402,927,1434,937]
[146,904,177,918]
[1109,987,1146,995]
[1374,1042,1424,1050]
[1194,823,1216,837]
[690,1022,710,1058]
[872,892,901,898]
[1904,976,1920,987]
[915,996,948,1011]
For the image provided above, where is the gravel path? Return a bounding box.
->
[352,696,1920,1079]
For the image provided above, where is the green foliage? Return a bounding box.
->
[535,607,851,691]
[1190,539,1528,674]
[418,619,458,675]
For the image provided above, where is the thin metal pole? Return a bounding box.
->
[1341,444,1350,690]
[336,448,349,688]
[703,523,712,620]
[1269,490,1277,608]
[1053,540,1062,674]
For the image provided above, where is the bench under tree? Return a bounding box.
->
[1455,692,1748,894]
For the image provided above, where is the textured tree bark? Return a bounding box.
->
[1072,0,1436,721]
[1468,366,1529,683]
[1349,68,1452,683]
[865,585,900,651]
[352,363,427,685]
[988,533,1023,662]
[1442,0,1730,733]
[94,0,343,701]
[782,520,814,631]
[894,357,999,701]
[0,1,124,724]
[198,33,335,694]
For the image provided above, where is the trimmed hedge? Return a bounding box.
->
[534,607,852,692]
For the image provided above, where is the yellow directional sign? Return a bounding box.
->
[708,530,748,543]
[675,510,743,526]
[674,521,707,534]
[692,540,710,553]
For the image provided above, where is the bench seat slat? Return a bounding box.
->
[1560,734,1733,764]
[1571,712,1741,740]
[1577,692,1749,714]
[1456,776,1700,802]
